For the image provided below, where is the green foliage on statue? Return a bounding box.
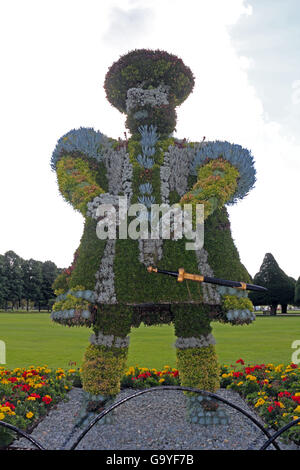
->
[50,48,258,408]
[104,49,194,137]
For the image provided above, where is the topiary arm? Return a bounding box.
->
[56,156,105,215]
[181,140,256,220]
[51,127,116,215]
[180,158,240,220]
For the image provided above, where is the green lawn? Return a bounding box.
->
[0,313,299,370]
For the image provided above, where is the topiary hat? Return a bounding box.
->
[104,49,195,114]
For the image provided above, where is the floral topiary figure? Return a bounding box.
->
[51,49,256,424]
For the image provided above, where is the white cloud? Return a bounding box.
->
[102,5,155,48]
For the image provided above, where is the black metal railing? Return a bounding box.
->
[1,386,299,450]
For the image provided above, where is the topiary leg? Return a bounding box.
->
[79,304,131,424]
[174,305,229,425]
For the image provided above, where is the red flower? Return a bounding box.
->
[4,401,15,411]
[236,359,245,365]
[268,406,274,412]
[7,377,18,383]
[278,391,291,398]
[42,395,52,405]
[292,396,300,404]
[232,371,244,378]
[290,363,298,369]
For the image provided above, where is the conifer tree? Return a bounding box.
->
[249,253,295,314]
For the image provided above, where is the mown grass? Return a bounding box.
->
[0,313,299,370]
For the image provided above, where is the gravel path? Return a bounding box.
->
[9,387,299,451]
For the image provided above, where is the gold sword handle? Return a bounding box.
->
[147,266,158,273]
[177,268,204,283]
[237,282,247,290]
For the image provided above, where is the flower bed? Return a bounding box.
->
[121,365,180,389]
[1,361,299,448]
[0,365,78,448]
[220,359,300,444]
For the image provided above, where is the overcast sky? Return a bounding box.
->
[0,0,299,280]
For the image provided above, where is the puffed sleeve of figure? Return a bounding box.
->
[51,127,116,216]
[216,285,256,326]
[180,140,256,220]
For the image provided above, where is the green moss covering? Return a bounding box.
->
[173,304,212,338]
[204,208,251,283]
[68,218,106,290]
[95,160,109,192]
[168,190,180,206]
[94,304,132,337]
[114,236,203,304]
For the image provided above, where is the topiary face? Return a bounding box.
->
[104,49,195,137]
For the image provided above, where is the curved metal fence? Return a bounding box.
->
[1,385,299,450]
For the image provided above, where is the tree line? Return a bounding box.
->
[0,251,62,311]
[1,249,298,315]
[249,253,300,315]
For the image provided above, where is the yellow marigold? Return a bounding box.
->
[0,412,5,420]
[68,369,76,374]
[237,382,243,386]
[254,398,265,408]
[0,407,10,412]
[27,396,36,401]
[159,378,165,383]
[275,365,284,372]
[26,412,34,419]
[294,405,300,414]
[246,375,257,381]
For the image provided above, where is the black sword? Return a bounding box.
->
[147,266,267,292]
